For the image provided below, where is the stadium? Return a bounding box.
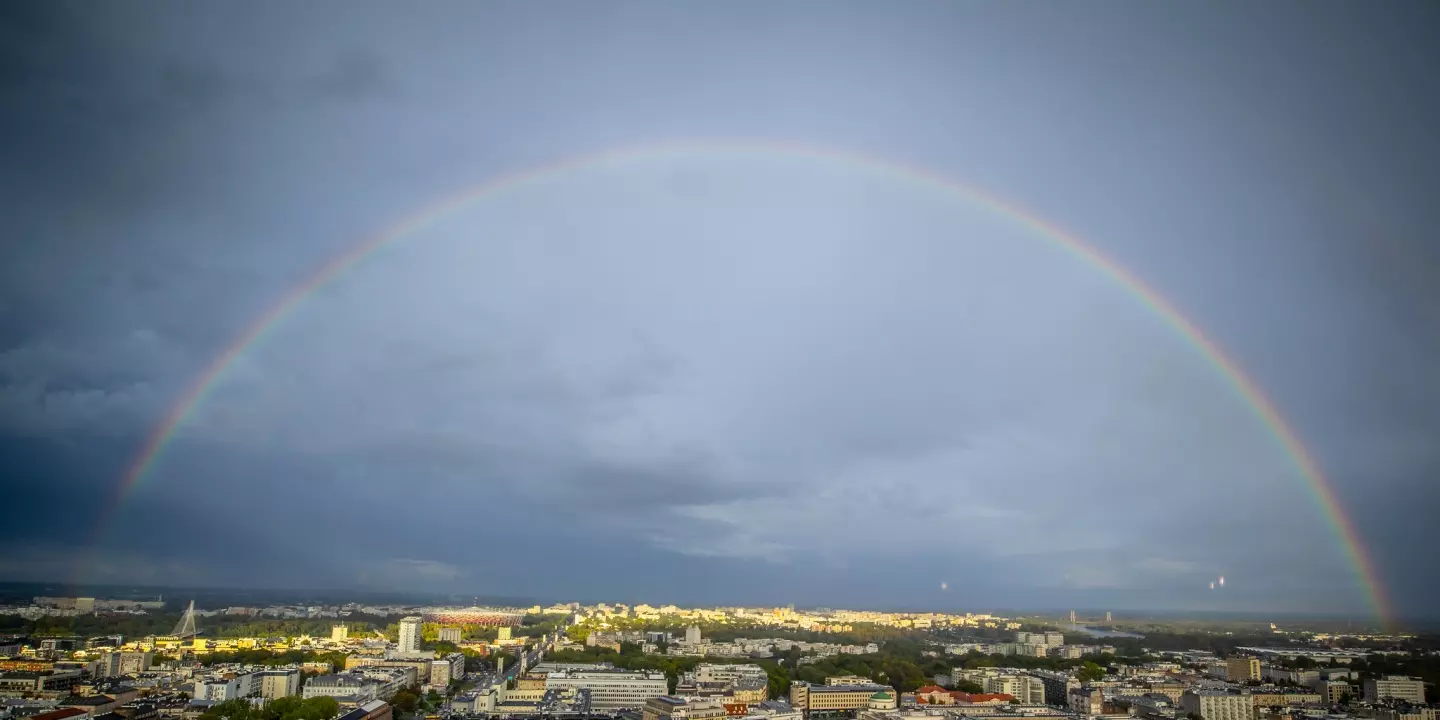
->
[422,607,524,626]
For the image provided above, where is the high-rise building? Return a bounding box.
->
[430,653,466,687]
[1180,690,1252,720]
[685,626,702,645]
[398,617,423,653]
[497,626,512,642]
[332,625,349,641]
[1364,676,1425,704]
[1105,612,1112,623]
[1068,610,1076,624]
[1225,657,1261,682]
[259,668,302,699]
[438,627,462,644]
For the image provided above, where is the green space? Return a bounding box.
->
[200,697,339,720]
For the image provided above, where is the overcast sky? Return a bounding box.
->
[2,1,1438,621]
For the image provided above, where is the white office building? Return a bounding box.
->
[303,674,379,703]
[398,616,423,653]
[546,669,670,711]
[1365,676,1425,704]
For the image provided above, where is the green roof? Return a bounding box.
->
[872,692,893,699]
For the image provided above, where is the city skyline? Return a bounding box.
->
[3,2,1440,620]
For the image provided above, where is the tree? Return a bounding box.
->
[954,680,984,694]
[1077,662,1106,682]
[391,689,420,714]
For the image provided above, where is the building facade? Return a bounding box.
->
[1365,677,1425,704]
[544,669,669,712]
[429,653,466,688]
[118,653,153,675]
[1180,690,1253,720]
[1225,658,1261,683]
[644,696,729,720]
[397,617,423,653]
[303,674,378,703]
[789,682,895,713]
[259,668,302,699]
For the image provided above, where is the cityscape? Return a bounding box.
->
[0,593,1435,720]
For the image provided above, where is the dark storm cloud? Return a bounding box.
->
[2,0,1438,619]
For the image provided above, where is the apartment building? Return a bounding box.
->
[1028,670,1080,706]
[1180,690,1253,720]
[303,675,378,704]
[259,668,302,699]
[429,653,466,688]
[984,675,1045,704]
[397,617,422,653]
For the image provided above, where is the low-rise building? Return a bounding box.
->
[0,670,83,696]
[334,699,392,720]
[644,696,729,720]
[59,695,120,715]
[789,681,896,713]
[1249,689,1320,710]
[544,668,669,712]
[1374,705,1438,720]
[302,675,377,704]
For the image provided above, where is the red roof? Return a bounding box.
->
[32,710,88,720]
[915,686,950,695]
[957,693,1015,703]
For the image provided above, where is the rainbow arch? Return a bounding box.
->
[91,138,1390,622]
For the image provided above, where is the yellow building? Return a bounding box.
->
[791,682,895,712]
[1227,658,1261,682]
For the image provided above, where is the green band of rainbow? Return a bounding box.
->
[94,138,1390,622]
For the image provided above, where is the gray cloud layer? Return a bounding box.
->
[2,1,1438,619]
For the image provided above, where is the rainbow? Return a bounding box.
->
[92,138,1390,622]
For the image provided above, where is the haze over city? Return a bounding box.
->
[2,1,1439,622]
